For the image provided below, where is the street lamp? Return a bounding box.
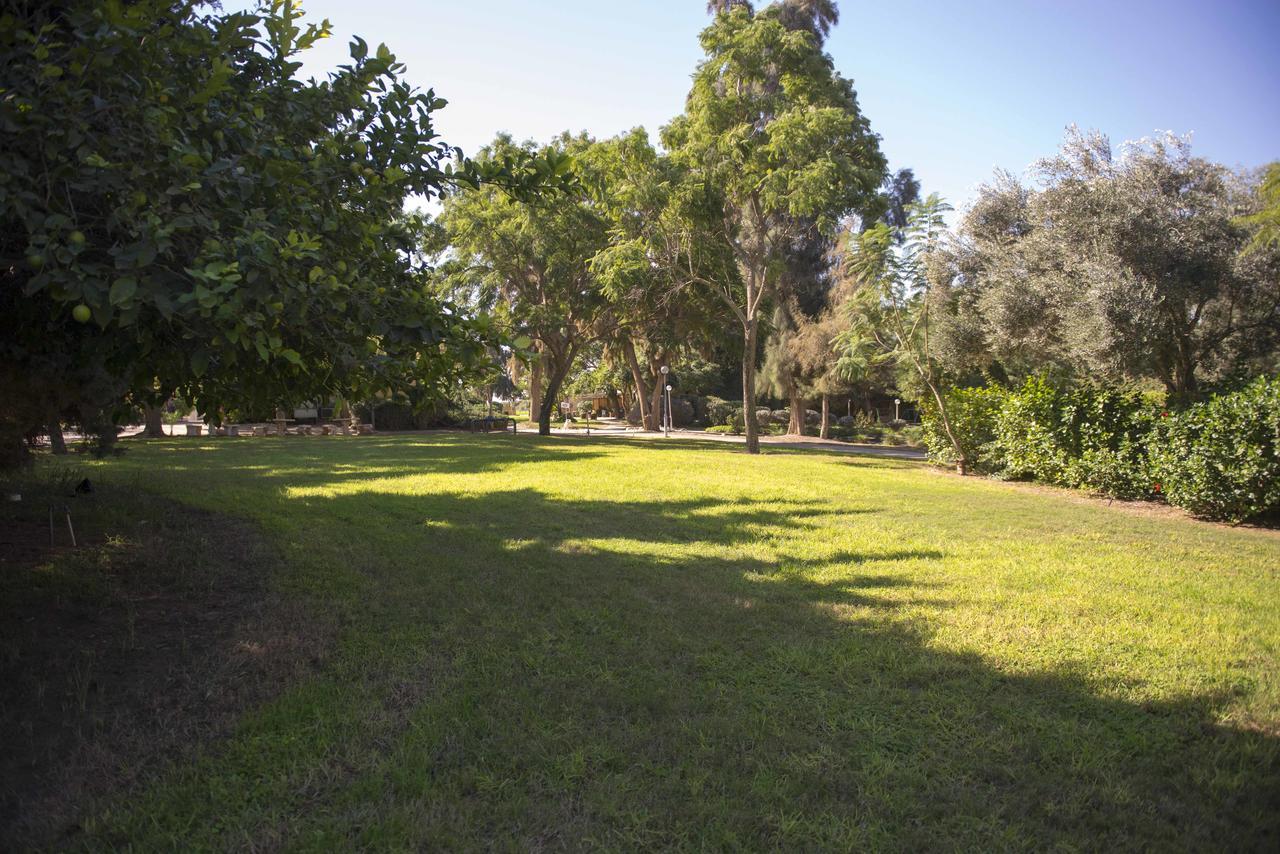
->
[659,366,670,437]
[665,384,673,437]
[894,397,901,422]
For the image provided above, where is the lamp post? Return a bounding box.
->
[660,366,670,437]
[665,385,673,437]
[894,398,901,422]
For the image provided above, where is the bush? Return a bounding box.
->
[853,426,885,443]
[705,397,737,427]
[994,377,1156,499]
[1151,377,1280,522]
[921,386,1006,473]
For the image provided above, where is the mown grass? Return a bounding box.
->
[25,434,1280,848]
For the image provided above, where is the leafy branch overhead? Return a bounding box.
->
[0,0,570,451]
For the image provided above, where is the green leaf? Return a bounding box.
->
[109,277,138,305]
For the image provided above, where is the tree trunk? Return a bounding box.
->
[48,414,68,454]
[0,426,29,470]
[922,376,967,475]
[649,375,665,432]
[538,357,573,436]
[1175,353,1198,403]
[820,394,830,440]
[142,405,165,439]
[787,391,805,436]
[621,337,653,430]
[528,351,544,431]
[742,318,760,454]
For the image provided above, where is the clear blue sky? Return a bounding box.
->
[226,0,1279,214]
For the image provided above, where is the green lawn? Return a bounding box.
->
[10,434,1280,848]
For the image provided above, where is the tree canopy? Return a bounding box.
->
[663,2,886,451]
[929,129,1280,400]
[0,0,566,462]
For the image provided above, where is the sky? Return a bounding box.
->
[224,0,1280,215]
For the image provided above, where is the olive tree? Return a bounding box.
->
[932,129,1280,399]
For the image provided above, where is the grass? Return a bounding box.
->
[6,433,1279,849]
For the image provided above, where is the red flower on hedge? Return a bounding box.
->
[1153,483,1162,493]
[1161,411,1170,418]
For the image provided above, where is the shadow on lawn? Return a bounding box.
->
[134,434,611,483]
[133,432,918,485]
[238,478,1280,850]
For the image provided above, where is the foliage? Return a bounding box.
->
[0,0,569,464]
[1150,376,1280,522]
[881,168,921,239]
[919,385,1005,473]
[1237,162,1280,254]
[921,375,1280,516]
[664,2,885,452]
[586,128,732,431]
[931,129,1280,398]
[439,133,608,434]
[992,377,1158,500]
[704,396,739,427]
[841,196,967,467]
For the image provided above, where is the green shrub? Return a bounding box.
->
[853,410,877,428]
[921,386,1006,472]
[853,426,885,444]
[1151,377,1280,522]
[704,424,739,435]
[705,397,737,427]
[993,377,1156,499]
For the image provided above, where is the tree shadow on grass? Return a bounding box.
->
[172,484,1279,850]
[128,433,612,484]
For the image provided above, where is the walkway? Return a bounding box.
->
[516,422,926,460]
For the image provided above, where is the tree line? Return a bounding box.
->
[3,0,1277,469]
[439,2,1280,463]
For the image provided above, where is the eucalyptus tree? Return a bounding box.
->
[440,133,612,435]
[665,4,885,452]
[883,168,922,239]
[0,0,566,464]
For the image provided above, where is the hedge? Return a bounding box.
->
[921,376,1280,522]
[1149,376,1280,523]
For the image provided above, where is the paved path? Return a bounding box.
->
[516,423,926,460]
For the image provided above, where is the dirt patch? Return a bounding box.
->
[0,485,337,849]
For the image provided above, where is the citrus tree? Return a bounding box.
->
[0,0,564,463]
